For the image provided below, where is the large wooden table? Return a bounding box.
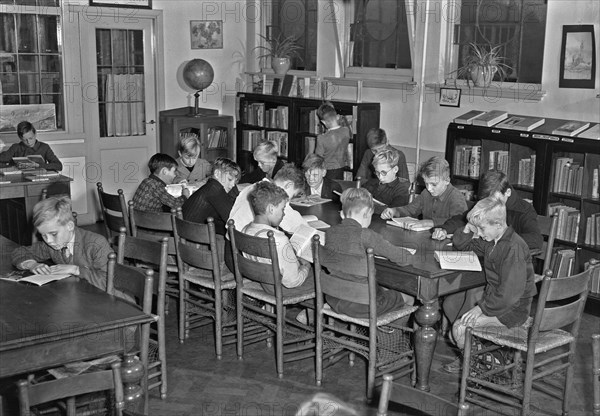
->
[297,202,486,394]
[0,174,71,244]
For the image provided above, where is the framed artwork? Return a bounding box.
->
[89,0,152,8]
[559,25,596,89]
[190,20,223,50]
[439,87,461,107]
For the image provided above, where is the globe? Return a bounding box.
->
[182,59,214,92]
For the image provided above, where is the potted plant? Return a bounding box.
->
[450,42,513,87]
[253,34,302,75]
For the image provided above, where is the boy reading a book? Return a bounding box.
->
[239,140,285,184]
[363,148,409,214]
[174,136,212,186]
[301,153,342,201]
[315,102,351,180]
[324,188,413,318]
[381,156,467,239]
[11,196,113,291]
[132,153,190,212]
[0,121,63,171]
[241,181,314,296]
[442,197,536,373]
[356,128,409,185]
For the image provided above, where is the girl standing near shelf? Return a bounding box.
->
[315,102,351,180]
[174,136,212,186]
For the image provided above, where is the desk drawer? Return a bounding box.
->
[0,186,25,198]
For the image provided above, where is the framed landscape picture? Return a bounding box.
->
[190,20,223,50]
[559,25,596,89]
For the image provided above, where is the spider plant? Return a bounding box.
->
[450,42,513,87]
[253,33,302,60]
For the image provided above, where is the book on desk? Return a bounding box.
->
[0,269,71,286]
[434,250,482,271]
[386,217,432,232]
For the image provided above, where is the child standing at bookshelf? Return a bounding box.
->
[381,156,467,237]
[363,148,410,214]
[174,136,212,186]
[315,102,351,180]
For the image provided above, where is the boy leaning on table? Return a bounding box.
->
[11,196,113,291]
[442,196,537,373]
[380,156,467,240]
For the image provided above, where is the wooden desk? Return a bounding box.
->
[0,175,71,245]
[297,203,486,393]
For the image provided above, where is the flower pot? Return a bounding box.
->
[470,65,497,87]
[271,57,291,75]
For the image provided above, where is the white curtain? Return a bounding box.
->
[104,74,145,137]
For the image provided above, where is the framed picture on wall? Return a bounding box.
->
[559,25,596,89]
[190,20,223,50]
[439,87,461,107]
[89,0,152,8]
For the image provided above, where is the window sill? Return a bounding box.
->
[323,77,416,102]
[426,82,547,102]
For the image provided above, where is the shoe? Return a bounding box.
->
[442,356,463,374]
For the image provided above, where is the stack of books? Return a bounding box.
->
[547,203,581,243]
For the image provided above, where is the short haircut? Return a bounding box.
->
[317,101,337,121]
[17,121,35,139]
[467,196,507,227]
[273,163,307,192]
[418,156,450,180]
[213,157,241,180]
[341,188,374,217]
[148,153,178,174]
[366,128,387,148]
[302,153,326,171]
[479,170,511,199]
[33,196,74,228]
[372,148,399,168]
[248,181,289,216]
[253,140,279,160]
[178,136,200,156]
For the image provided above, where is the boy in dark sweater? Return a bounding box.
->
[0,121,63,171]
[363,148,410,214]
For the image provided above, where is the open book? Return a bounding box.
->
[0,270,71,286]
[290,195,331,207]
[13,155,45,169]
[434,250,482,272]
[386,217,432,232]
[290,224,326,262]
[301,214,330,230]
[165,183,200,197]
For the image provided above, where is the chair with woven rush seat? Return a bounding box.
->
[312,235,418,402]
[458,260,599,416]
[227,219,315,379]
[96,182,130,241]
[116,229,168,399]
[17,361,129,416]
[172,213,236,359]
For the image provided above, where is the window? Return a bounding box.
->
[0,0,64,131]
[269,0,317,71]
[452,0,547,83]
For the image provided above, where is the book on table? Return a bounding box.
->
[301,214,330,230]
[453,110,486,125]
[290,195,331,207]
[0,166,22,175]
[577,123,600,140]
[290,224,326,262]
[386,217,432,232]
[13,155,45,169]
[552,121,590,137]
[495,116,545,131]
[434,250,482,272]
[0,270,71,286]
[471,110,509,127]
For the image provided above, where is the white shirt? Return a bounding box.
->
[310,182,323,196]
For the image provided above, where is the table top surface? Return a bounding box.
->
[0,173,71,187]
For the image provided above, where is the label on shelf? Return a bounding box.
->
[562,138,574,143]
[532,134,559,141]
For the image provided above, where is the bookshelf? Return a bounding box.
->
[445,115,600,308]
[236,93,380,180]
[159,107,235,162]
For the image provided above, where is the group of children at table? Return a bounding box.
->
[7,106,542,373]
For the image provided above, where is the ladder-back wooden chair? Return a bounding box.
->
[96,182,130,240]
[534,213,559,280]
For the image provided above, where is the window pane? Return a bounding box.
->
[0,54,17,73]
[3,95,20,104]
[17,14,37,53]
[18,55,38,72]
[38,15,59,53]
[0,14,16,53]
[0,74,18,93]
[21,94,41,104]
[129,30,143,66]
[40,55,60,72]
[352,0,411,69]
[96,29,112,67]
[20,73,39,93]
[112,30,128,67]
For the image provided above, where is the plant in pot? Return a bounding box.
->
[450,42,513,88]
[253,34,302,75]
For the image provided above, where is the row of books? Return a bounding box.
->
[584,213,600,247]
[547,204,580,243]
[488,150,509,173]
[266,131,288,158]
[453,145,480,178]
[552,157,584,195]
[241,130,264,152]
[549,249,575,279]
[587,261,600,294]
[206,127,228,149]
[516,155,536,187]
[261,74,312,98]
[265,106,289,129]
[240,102,290,129]
[453,110,599,139]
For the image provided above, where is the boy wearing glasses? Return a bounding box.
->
[381,156,467,238]
[174,136,212,186]
[363,148,410,214]
[301,153,342,201]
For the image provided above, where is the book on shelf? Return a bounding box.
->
[301,214,330,230]
[517,154,536,187]
[207,127,228,149]
[587,262,600,294]
[453,110,486,125]
[343,171,353,181]
[550,249,576,278]
[241,130,265,151]
[0,270,71,286]
[271,77,281,95]
[290,195,331,207]
[280,74,295,97]
[552,121,590,137]
[13,155,45,169]
[552,157,573,193]
[584,213,600,247]
[488,150,509,173]
[386,217,432,232]
[495,116,545,131]
[434,250,482,272]
[453,145,480,178]
[547,203,580,242]
[266,131,288,158]
[577,123,600,140]
[592,168,599,199]
[305,136,316,156]
[289,223,326,263]
[471,110,508,127]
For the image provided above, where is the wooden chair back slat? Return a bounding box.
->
[537,213,558,271]
[96,182,130,237]
[107,253,154,314]
[539,299,587,332]
[545,270,592,302]
[129,203,178,255]
[173,214,219,272]
[235,255,277,285]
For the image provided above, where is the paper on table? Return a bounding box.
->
[290,195,331,207]
[374,245,416,257]
[434,250,482,271]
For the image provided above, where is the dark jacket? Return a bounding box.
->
[364,178,410,214]
[182,177,235,235]
[239,158,285,184]
[0,141,63,171]
[356,146,409,184]
[304,177,342,202]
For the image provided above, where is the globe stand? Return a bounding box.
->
[189,90,202,117]
[182,58,215,118]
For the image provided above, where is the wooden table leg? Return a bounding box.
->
[413,298,440,392]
